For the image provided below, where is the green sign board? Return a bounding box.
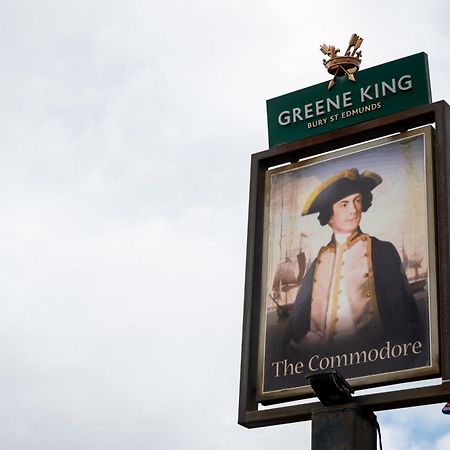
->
[266,53,431,147]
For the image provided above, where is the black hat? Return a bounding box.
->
[302,168,382,217]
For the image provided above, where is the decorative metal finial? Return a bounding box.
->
[320,33,363,90]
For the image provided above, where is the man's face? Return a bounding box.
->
[329,192,363,234]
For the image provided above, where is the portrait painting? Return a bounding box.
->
[258,126,439,400]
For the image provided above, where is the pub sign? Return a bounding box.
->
[240,35,450,428]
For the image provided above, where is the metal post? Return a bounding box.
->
[311,405,378,450]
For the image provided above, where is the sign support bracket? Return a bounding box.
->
[311,405,378,450]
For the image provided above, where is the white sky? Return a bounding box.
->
[1,1,450,449]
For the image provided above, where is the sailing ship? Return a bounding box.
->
[269,235,308,318]
[401,235,427,292]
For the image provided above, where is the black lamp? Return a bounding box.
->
[306,371,354,406]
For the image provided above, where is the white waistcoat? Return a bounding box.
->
[303,232,383,348]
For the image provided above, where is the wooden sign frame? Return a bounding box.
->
[239,101,450,428]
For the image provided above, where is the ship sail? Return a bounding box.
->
[270,249,306,318]
[272,251,306,292]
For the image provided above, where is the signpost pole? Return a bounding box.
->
[311,405,378,450]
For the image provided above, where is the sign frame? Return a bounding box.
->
[258,126,438,402]
[239,101,450,428]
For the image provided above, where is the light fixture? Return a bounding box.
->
[306,370,354,406]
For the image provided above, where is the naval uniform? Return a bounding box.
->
[284,229,422,355]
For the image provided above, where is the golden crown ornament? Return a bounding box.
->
[320,33,363,90]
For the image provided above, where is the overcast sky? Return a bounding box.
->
[1,1,450,449]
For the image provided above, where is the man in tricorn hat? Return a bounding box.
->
[284,168,422,355]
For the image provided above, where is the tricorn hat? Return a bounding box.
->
[302,168,382,217]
